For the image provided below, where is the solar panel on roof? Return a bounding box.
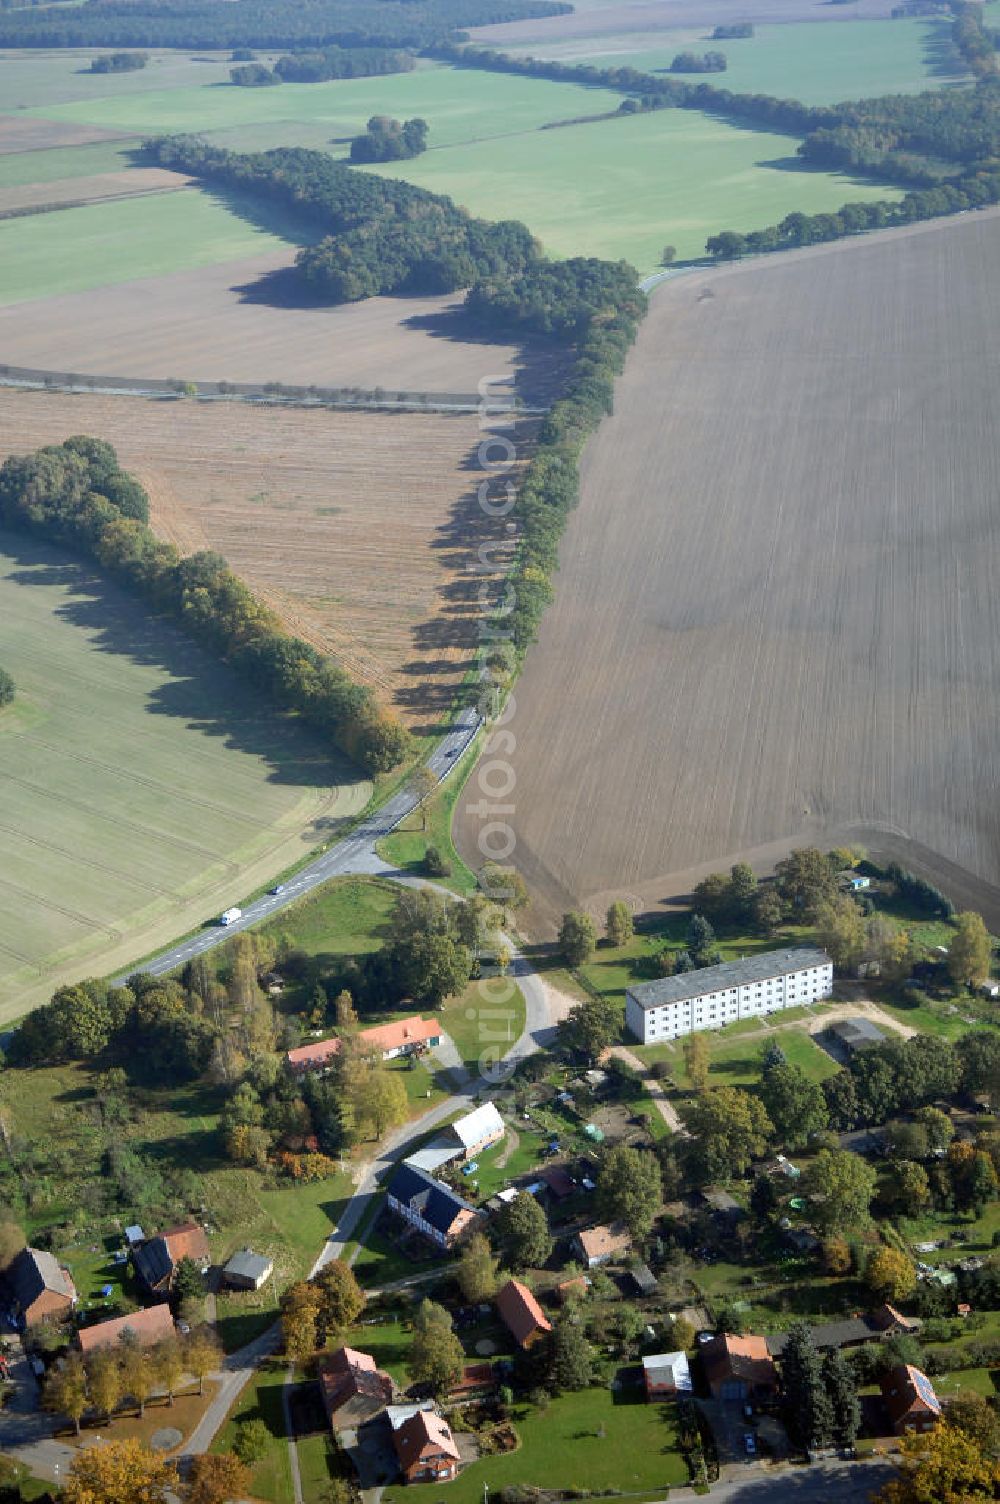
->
[911,1370,940,1410]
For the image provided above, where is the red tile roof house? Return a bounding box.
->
[881,1364,942,1435]
[495,1279,553,1350]
[287,1016,442,1072]
[318,1346,394,1431]
[133,1222,211,1296]
[77,1304,175,1356]
[5,1247,77,1329]
[393,1409,461,1482]
[702,1334,779,1402]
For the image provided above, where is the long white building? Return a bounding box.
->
[625,946,833,1045]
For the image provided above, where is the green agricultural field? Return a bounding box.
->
[0,185,307,303]
[510,15,967,107]
[0,534,366,1023]
[0,139,134,187]
[29,64,623,147]
[0,46,239,110]
[373,105,903,270]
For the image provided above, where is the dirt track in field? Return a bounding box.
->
[0,167,189,214]
[0,250,562,400]
[456,211,1000,931]
[0,114,133,153]
[0,391,504,728]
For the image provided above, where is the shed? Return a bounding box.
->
[830,1017,886,1053]
[630,1262,659,1297]
[643,1351,692,1398]
[124,1226,145,1248]
[222,1249,274,1292]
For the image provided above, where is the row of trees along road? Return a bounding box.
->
[0,437,408,773]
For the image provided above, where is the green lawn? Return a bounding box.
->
[0,184,309,304]
[211,1360,294,1503]
[512,15,967,106]
[30,65,622,147]
[254,875,399,961]
[376,729,482,895]
[0,535,366,1025]
[383,1385,688,1504]
[373,104,903,271]
[440,981,527,1074]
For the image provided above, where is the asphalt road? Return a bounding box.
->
[110,706,481,986]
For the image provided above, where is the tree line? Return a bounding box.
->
[144,138,539,302]
[230,43,414,87]
[0,437,408,774]
[670,51,727,74]
[705,166,1000,259]
[0,0,569,50]
[465,258,646,652]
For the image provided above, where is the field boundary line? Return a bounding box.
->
[0,367,550,417]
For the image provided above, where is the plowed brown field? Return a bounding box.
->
[0,251,554,398]
[0,391,496,729]
[0,114,132,152]
[455,212,1000,930]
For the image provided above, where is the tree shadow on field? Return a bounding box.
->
[403,302,573,408]
[392,424,527,735]
[0,531,347,789]
[922,18,968,82]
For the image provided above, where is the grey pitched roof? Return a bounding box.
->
[8,1247,75,1310]
[626,948,832,1011]
[388,1162,477,1237]
[223,1250,273,1282]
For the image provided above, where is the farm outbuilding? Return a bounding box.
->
[643,1351,692,1397]
[222,1249,273,1292]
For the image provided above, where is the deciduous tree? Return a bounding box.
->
[557,995,619,1061]
[42,1352,88,1435]
[596,1143,662,1237]
[759,1060,828,1149]
[62,1438,175,1504]
[559,911,596,967]
[605,901,634,947]
[492,1191,553,1270]
[948,912,992,987]
[866,1246,917,1303]
[683,1032,710,1093]
[457,1232,499,1303]
[802,1148,877,1232]
[187,1453,251,1504]
[680,1086,773,1183]
[407,1304,464,1395]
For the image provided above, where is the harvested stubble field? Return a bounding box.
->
[456,212,1000,931]
[0,252,545,397]
[0,391,494,727]
[0,532,367,1025]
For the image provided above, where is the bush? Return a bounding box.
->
[424,844,452,878]
[0,668,14,708]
